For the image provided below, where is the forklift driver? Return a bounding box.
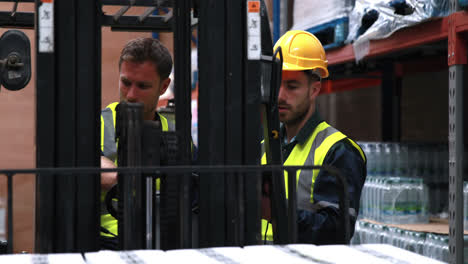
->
[100,37,173,249]
[261,30,367,245]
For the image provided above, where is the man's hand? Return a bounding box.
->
[101,156,117,191]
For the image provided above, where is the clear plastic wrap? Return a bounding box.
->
[346,0,450,61]
[291,0,355,31]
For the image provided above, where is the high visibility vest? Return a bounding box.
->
[260,121,365,242]
[100,102,174,237]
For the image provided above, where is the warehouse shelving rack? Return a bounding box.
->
[321,1,468,262]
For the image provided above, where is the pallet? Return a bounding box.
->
[305,17,349,50]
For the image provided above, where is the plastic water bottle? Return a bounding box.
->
[367,143,377,177]
[423,233,435,259]
[439,235,449,262]
[393,143,401,177]
[382,143,393,177]
[399,143,409,178]
[414,232,426,255]
[374,176,383,222]
[405,178,418,223]
[374,143,383,177]
[464,182,468,231]
[359,177,369,219]
[420,178,429,223]
[380,178,393,223]
[0,197,5,241]
[351,221,361,245]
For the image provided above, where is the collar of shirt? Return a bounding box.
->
[280,108,324,160]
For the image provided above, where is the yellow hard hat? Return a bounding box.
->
[273,30,329,78]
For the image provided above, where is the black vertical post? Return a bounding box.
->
[174,0,192,248]
[6,174,12,253]
[35,0,57,253]
[225,0,245,246]
[198,0,227,247]
[242,0,264,245]
[286,169,297,243]
[54,0,78,251]
[75,0,101,251]
[35,0,100,253]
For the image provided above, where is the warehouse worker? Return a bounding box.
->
[261,30,367,244]
[100,37,173,249]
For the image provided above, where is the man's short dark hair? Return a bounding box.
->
[303,70,321,83]
[119,37,173,80]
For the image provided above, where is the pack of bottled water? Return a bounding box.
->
[359,175,429,224]
[352,220,462,263]
[358,141,448,224]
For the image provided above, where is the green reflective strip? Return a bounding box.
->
[158,113,175,132]
[101,115,105,152]
[347,138,366,162]
[101,213,118,237]
[261,219,274,241]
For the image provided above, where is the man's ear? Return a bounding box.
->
[159,77,171,95]
[310,81,321,98]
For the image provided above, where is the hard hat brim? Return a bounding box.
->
[282,62,329,79]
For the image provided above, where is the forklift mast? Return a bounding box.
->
[32,0,283,252]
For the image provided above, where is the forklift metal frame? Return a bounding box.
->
[0,0,372,256]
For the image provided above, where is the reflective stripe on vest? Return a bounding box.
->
[260,121,365,241]
[100,102,173,236]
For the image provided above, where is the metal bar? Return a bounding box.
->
[448,1,464,263]
[1,0,34,2]
[113,0,135,21]
[101,0,173,7]
[225,0,244,246]
[225,172,240,245]
[75,0,101,251]
[238,172,245,246]
[146,177,153,248]
[10,0,18,17]
[6,174,12,254]
[1,165,324,175]
[448,65,464,264]
[54,0,79,252]
[0,11,34,28]
[242,0,266,245]
[138,7,157,22]
[118,103,145,250]
[101,15,172,31]
[198,0,226,248]
[286,168,297,243]
[35,0,56,253]
[174,0,192,249]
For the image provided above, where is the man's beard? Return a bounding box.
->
[281,105,309,128]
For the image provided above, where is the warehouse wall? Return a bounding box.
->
[400,70,448,143]
[317,69,453,145]
[317,85,382,142]
[0,2,36,253]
